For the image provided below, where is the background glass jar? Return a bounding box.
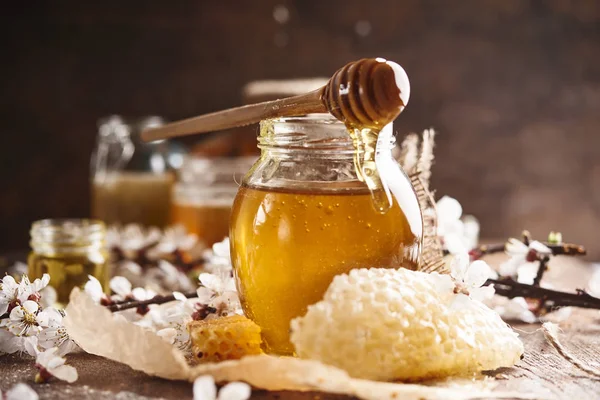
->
[28,219,109,305]
[170,156,256,246]
[230,114,423,355]
[91,115,186,228]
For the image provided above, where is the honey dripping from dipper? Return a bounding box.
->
[321,58,410,213]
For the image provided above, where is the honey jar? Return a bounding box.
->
[230,115,423,355]
[170,156,255,246]
[28,219,110,305]
[91,116,185,228]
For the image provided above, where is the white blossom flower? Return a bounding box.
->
[0,274,49,315]
[1,383,39,400]
[150,225,198,256]
[493,297,537,323]
[109,276,133,299]
[84,275,108,304]
[450,254,497,306]
[499,238,551,279]
[435,196,479,255]
[106,224,162,255]
[1,300,50,337]
[196,271,241,317]
[35,347,78,383]
[154,260,195,292]
[193,375,251,400]
[38,308,79,356]
[203,238,232,272]
[0,275,21,315]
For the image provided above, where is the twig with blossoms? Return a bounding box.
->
[468,231,598,316]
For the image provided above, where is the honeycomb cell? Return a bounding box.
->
[189,315,263,363]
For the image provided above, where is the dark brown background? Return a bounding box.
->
[1,0,599,258]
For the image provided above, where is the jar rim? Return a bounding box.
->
[258,114,395,154]
[30,219,106,250]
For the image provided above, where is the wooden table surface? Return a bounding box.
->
[1,256,599,399]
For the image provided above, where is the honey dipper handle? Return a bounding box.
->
[141,89,326,142]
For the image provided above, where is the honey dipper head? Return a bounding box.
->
[322,58,410,129]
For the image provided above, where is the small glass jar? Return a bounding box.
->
[28,219,110,305]
[170,156,256,246]
[230,115,423,355]
[91,115,185,228]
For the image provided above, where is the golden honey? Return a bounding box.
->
[28,253,109,305]
[28,219,110,305]
[92,172,173,228]
[170,202,231,246]
[231,185,419,355]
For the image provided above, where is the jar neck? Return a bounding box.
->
[30,219,106,255]
[258,114,396,160]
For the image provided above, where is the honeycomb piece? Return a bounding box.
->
[290,268,524,381]
[189,315,263,362]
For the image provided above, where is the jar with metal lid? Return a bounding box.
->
[171,156,256,246]
[91,115,185,228]
[230,114,423,355]
[28,219,109,305]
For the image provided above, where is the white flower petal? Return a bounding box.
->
[49,364,78,383]
[218,382,251,400]
[84,276,104,303]
[199,273,224,293]
[5,383,39,400]
[9,305,25,321]
[173,291,187,302]
[22,336,39,356]
[529,240,551,254]
[39,286,58,308]
[517,262,539,285]
[0,302,8,315]
[194,375,217,400]
[36,347,59,366]
[505,238,528,256]
[436,196,463,223]
[450,253,469,282]
[47,355,66,369]
[110,276,132,297]
[23,300,39,314]
[450,293,472,310]
[471,286,495,302]
[444,233,469,255]
[132,287,154,301]
[498,257,523,277]
[36,310,50,328]
[31,274,51,293]
[465,260,495,289]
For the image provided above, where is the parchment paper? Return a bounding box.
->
[64,289,537,400]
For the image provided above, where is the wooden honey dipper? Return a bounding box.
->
[141,57,410,142]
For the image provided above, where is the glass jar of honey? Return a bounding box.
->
[28,219,110,305]
[170,156,256,246]
[230,115,423,355]
[91,115,185,228]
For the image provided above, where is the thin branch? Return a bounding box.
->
[106,291,198,312]
[486,278,600,311]
[468,242,587,259]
